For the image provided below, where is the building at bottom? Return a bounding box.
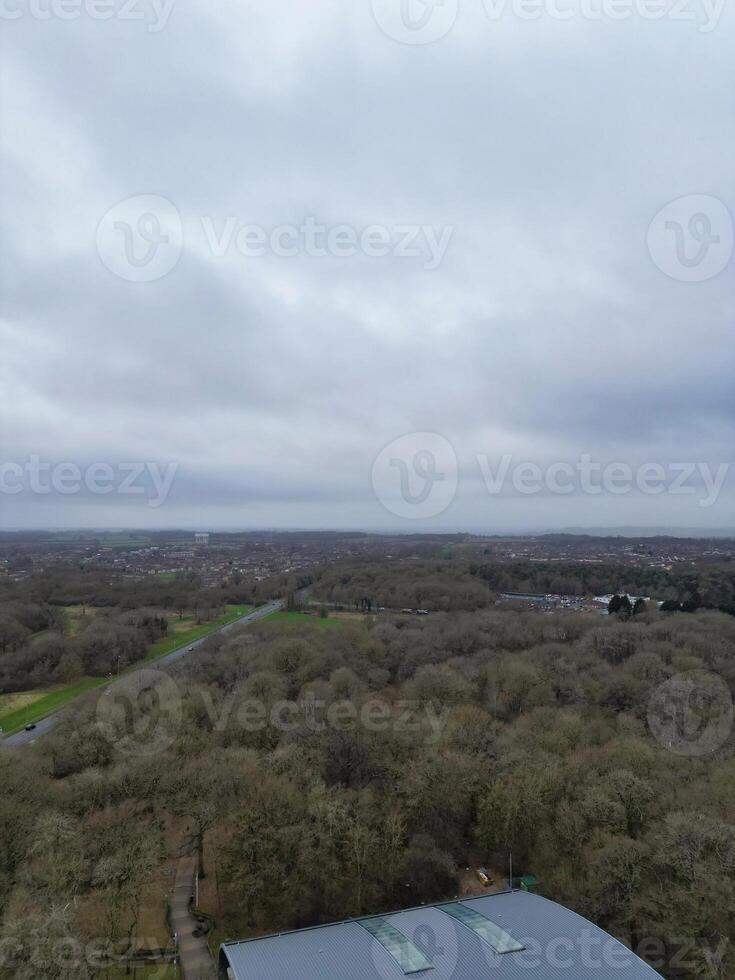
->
[219,890,663,979]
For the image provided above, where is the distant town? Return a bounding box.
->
[1,529,732,587]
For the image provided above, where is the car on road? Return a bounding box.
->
[24,723,37,732]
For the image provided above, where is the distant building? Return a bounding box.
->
[194,532,210,547]
[219,892,662,979]
[500,592,560,609]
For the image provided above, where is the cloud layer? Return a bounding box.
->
[1,0,733,530]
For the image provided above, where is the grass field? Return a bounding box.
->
[64,604,97,636]
[98,535,153,549]
[0,678,103,734]
[0,691,42,714]
[0,604,254,737]
[145,605,253,659]
[264,610,342,628]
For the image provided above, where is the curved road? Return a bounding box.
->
[1,599,284,749]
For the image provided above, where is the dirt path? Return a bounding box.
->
[171,856,216,980]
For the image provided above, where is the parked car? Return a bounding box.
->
[477,868,492,886]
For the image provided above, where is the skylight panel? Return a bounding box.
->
[439,902,525,954]
[358,917,434,974]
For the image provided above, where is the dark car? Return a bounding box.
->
[24,723,36,732]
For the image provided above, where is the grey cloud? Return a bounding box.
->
[1,2,733,530]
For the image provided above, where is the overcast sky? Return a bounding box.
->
[1,0,733,532]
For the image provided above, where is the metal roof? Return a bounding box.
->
[219,891,663,979]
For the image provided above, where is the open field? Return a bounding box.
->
[97,535,153,549]
[0,678,102,734]
[0,604,254,736]
[146,605,253,658]
[0,690,43,715]
[65,604,98,636]
[264,610,342,628]
[329,609,373,624]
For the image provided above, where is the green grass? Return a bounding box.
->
[0,605,254,738]
[264,610,342,628]
[145,605,253,660]
[0,678,102,734]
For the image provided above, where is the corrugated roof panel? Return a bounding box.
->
[220,891,665,980]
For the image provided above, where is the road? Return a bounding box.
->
[171,855,216,980]
[1,599,284,749]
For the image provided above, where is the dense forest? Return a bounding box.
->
[1,586,733,978]
[312,557,735,615]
